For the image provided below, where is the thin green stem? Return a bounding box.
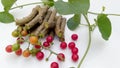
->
[88,11,120,16]
[77,14,92,68]
[10,2,43,10]
[46,52,52,61]
[80,24,88,26]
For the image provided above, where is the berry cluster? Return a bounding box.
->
[5,31,79,68]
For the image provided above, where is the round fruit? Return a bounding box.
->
[12,30,19,37]
[30,48,39,56]
[34,45,41,49]
[12,43,20,51]
[5,45,12,53]
[23,49,30,57]
[51,62,59,68]
[71,47,78,54]
[57,53,65,61]
[71,34,78,41]
[15,48,22,56]
[43,41,50,47]
[17,37,24,44]
[71,54,79,62]
[29,36,38,45]
[21,30,28,36]
[46,36,53,43]
[60,42,67,49]
[68,42,75,49]
[36,51,44,60]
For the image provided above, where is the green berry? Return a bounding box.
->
[30,48,39,56]
[12,43,20,51]
[12,30,19,37]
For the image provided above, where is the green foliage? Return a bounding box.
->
[67,14,81,30]
[1,0,17,11]
[97,14,112,40]
[55,0,90,30]
[0,11,14,23]
[54,0,90,15]
[0,0,16,23]
[42,0,54,7]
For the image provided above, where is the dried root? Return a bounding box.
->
[15,5,66,42]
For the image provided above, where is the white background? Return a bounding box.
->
[0,0,120,68]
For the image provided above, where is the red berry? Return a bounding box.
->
[15,48,22,56]
[71,34,78,41]
[36,52,44,60]
[57,53,65,61]
[71,47,78,54]
[34,45,41,49]
[51,62,59,68]
[5,45,12,53]
[68,42,75,49]
[60,42,67,49]
[46,36,53,43]
[72,54,79,62]
[43,41,50,47]
[17,37,24,44]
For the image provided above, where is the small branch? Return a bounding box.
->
[10,2,43,10]
[46,52,52,61]
[88,11,120,16]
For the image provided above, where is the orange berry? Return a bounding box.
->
[23,49,30,57]
[21,30,28,36]
[29,36,38,45]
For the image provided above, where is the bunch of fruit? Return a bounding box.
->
[5,28,79,68]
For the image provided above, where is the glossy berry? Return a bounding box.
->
[46,36,53,43]
[23,49,30,57]
[15,48,22,56]
[5,45,12,53]
[30,48,39,56]
[72,54,79,62]
[57,53,65,61]
[71,47,78,54]
[21,30,28,36]
[68,42,75,49]
[17,37,24,44]
[51,62,59,68]
[43,41,50,47]
[29,36,38,45]
[12,43,20,51]
[12,30,19,37]
[71,34,78,41]
[60,42,67,49]
[34,45,41,49]
[36,52,44,60]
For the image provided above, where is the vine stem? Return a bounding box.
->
[10,2,43,10]
[77,14,92,68]
[88,11,120,16]
[10,2,120,16]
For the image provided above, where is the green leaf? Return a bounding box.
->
[0,11,14,23]
[68,0,90,14]
[54,1,72,15]
[67,14,81,30]
[42,0,54,7]
[1,0,17,11]
[97,14,112,40]
[54,0,90,15]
